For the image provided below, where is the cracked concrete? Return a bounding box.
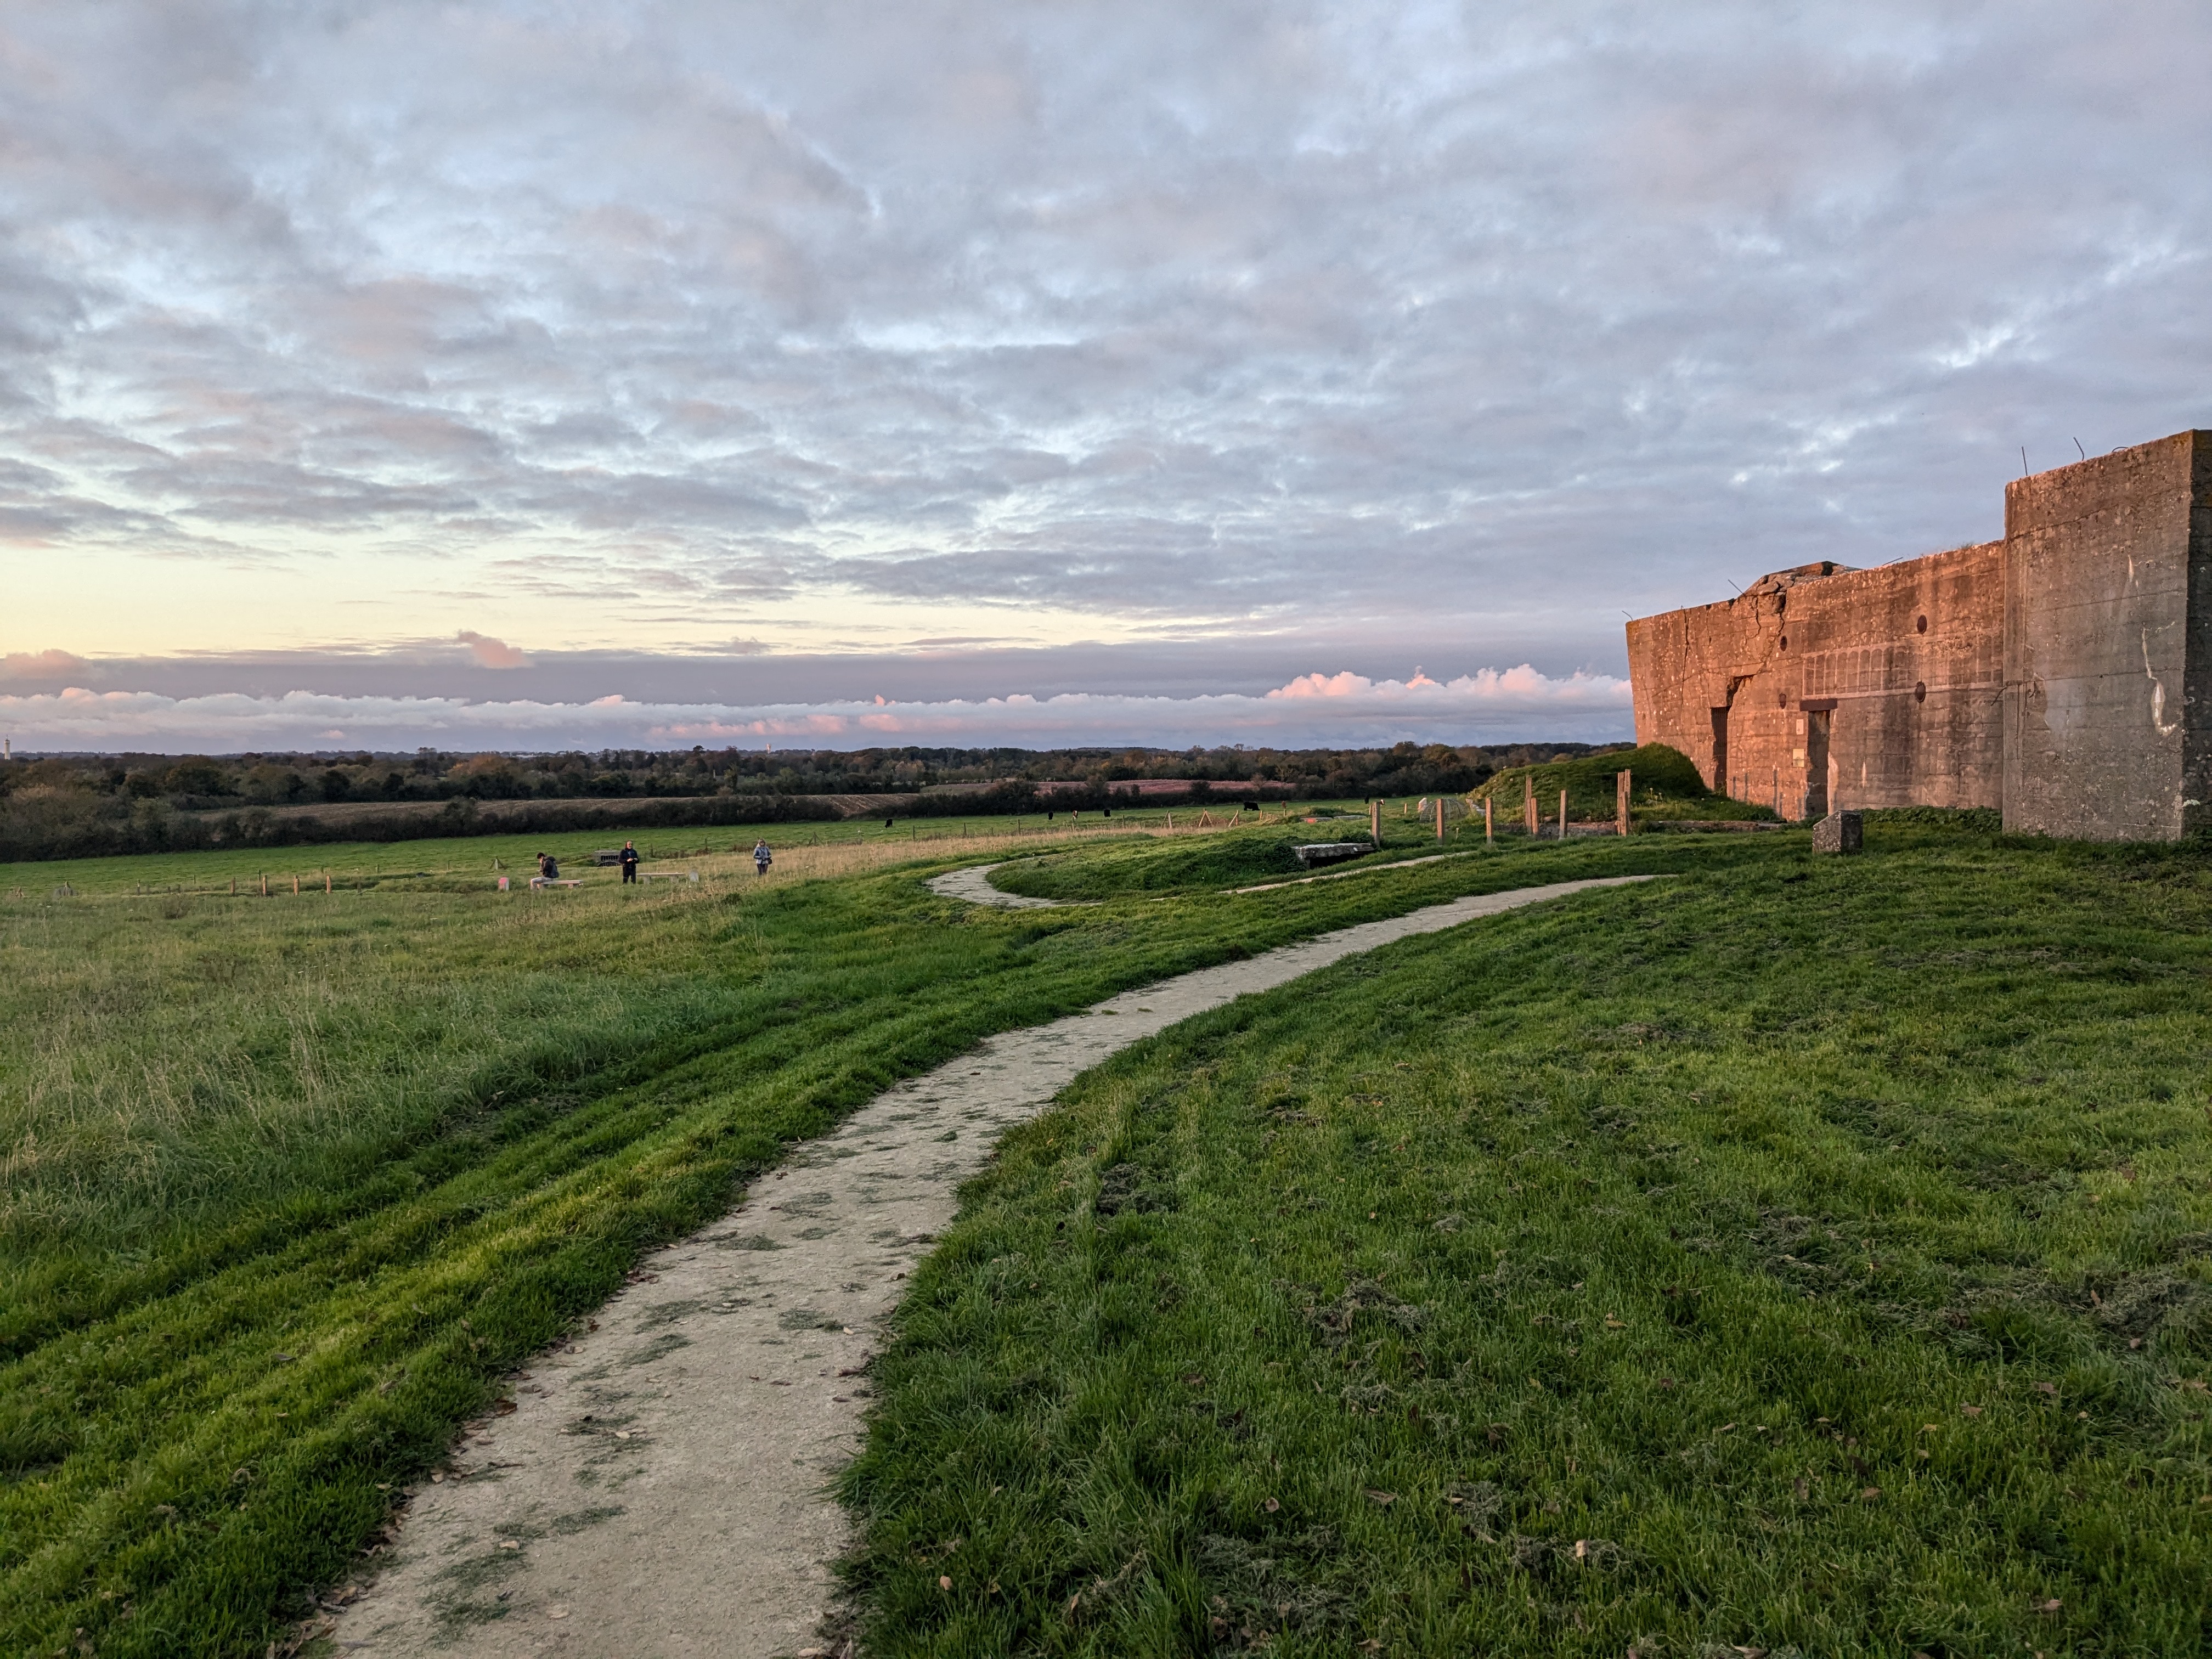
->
[332,875,1656,1658]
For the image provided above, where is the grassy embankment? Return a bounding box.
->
[843,817,2212,1656]
[1470,742,1779,824]
[990,816,1429,900]
[0,807,1685,1657]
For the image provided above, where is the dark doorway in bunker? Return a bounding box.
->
[1804,707,1832,817]
[1710,704,1729,794]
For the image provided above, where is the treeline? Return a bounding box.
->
[0,740,1630,863]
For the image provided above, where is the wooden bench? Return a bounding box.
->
[638,870,699,884]
[528,877,585,889]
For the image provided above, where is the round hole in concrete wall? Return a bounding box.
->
[1776,690,1790,707]
[1916,614,1928,634]
[1779,635,1788,651]
[1914,681,1927,703]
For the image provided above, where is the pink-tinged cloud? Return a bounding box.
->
[0,667,1630,753]
[0,648,91,682]
[456,630,529,669]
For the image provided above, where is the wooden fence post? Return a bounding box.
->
[1556,789,1567,841]
[1370,799,1380,846]
[1523,774,1538,836]
[1435,797,1444,840]
[1484,797,1493,843]
[259,873,267,898]
[1617,770,1632,836]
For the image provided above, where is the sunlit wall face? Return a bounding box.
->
[3,1,2208,749]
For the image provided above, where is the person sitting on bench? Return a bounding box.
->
[537,851,560,882]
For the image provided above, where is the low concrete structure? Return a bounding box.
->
[1627,428,2212,840]
[1812,810,1864,854]
[1291,841,1372,868]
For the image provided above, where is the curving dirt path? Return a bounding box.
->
[332,876,1658,1659]
[922,862,1072,908]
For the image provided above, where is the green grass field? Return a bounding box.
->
[0,807,1661,1658]
[7,812,2211,1656]
[0,801,1232,898]
[843,819,2212,1656]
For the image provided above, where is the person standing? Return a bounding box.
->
[753,839,772,876]
[619,841,640,884]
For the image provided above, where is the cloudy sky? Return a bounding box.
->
[3,0,2207,752]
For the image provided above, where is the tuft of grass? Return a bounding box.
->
[840,822,2212,1656]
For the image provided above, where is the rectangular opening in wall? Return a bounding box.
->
[1805,708,1831,817]
[1710,705,1730,794]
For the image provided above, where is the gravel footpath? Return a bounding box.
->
[332,875,1656,1659]
[921,862,1073,907]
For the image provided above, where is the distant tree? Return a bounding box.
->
[241,764,305,804]
[164,758,229,795]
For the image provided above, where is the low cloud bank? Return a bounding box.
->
[0,668,1630,754]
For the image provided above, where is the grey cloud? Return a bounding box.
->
[0,0,2207,681]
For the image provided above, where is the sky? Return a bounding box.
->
[2,0,2208,753]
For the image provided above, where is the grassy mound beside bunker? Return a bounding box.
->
[1472,742,1779,823]
[988,812,1401,899]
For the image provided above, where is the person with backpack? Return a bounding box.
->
[753,839,772,876]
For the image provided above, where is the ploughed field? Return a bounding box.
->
[1,814,2208,1656]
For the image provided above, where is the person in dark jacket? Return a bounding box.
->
[537,851,559,881]
[619,841,639,883]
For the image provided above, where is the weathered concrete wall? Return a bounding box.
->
[1627,547,2004,819]
[2003,431,2209,840]
[1627,427,2210,839]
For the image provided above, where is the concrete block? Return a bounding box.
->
[1291,842,1372,868]
[1811,810,1863,854]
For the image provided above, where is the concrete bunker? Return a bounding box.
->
[1626,427,2212,841]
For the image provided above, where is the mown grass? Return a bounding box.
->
[842,823,2212,1656]
[0,819,1696,1657]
